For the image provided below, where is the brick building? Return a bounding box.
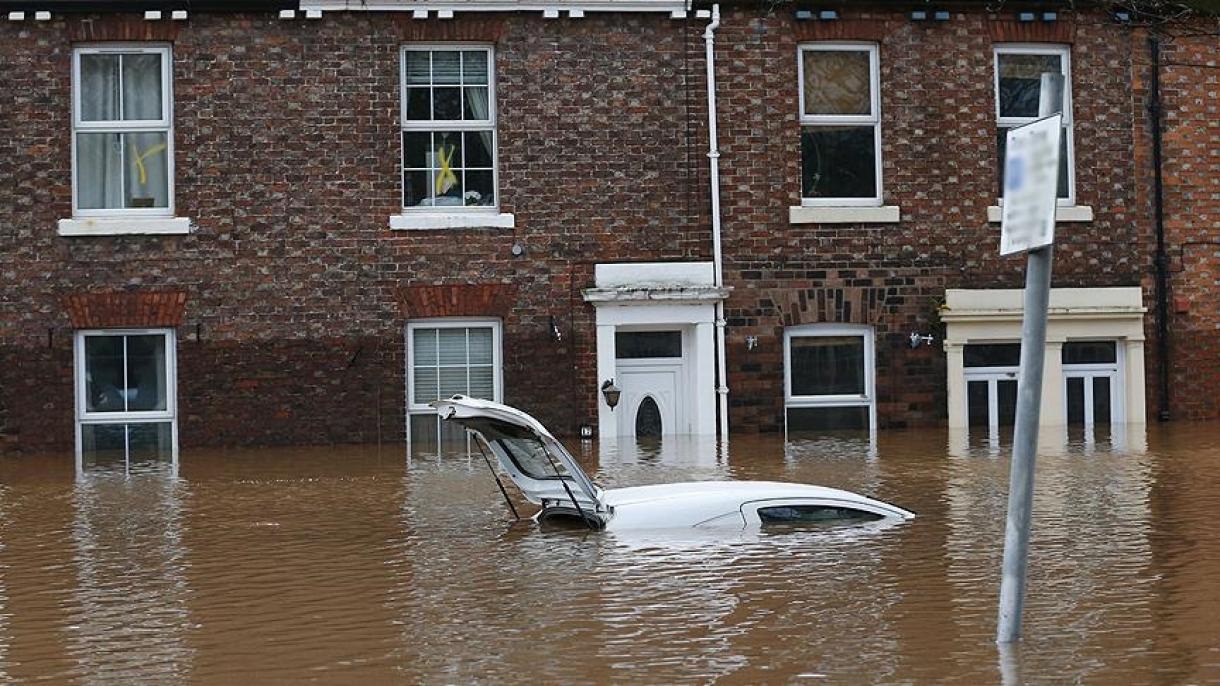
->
[0,0,1208,465]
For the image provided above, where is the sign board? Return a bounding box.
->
[999,113,1062,256]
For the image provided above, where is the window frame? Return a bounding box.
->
[993,43,1075,207]
[1061,339,1125,426]
[73,328,179,471]
[71,44,175,219]
[405,317,504,414]
[783,324,877,433]
[399,44,499,214]
[797,42,883,207]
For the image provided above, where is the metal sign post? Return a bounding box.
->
[996,73,1063,644]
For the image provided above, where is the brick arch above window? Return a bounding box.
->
[67,17,180,42]
[397,283,517,319]
[62,291,188,329]
[393,16,505,42]
[988,19,1076,43]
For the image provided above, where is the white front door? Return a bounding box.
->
[617,362,683,436]
[614,329,688,436]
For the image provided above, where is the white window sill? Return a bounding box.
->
[986,205,1094,223]
[789,206,901,224]
[58,217,192,236]
[389,212,515,230]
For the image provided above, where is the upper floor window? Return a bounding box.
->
[798,43,881,206]
[401,46,497,210]
[994,44,1074,204]
[72,45,173,216]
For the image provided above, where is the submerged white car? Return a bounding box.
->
[432,396,915,531]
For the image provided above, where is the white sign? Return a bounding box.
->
[1000,114,1062,256]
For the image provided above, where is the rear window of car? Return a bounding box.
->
[757,505,884,525]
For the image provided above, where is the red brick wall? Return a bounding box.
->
[1150,34,1220,420]
[0,11,706,450]
[709,8,1146,430]
[0,6,1166,450]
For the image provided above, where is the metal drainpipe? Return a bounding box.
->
[1149,36,1172,421]
[704,4,729,438]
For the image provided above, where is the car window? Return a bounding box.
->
[757,504,884,526]
[459,418,570,481]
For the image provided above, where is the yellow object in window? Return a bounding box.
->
[131,142,167,186]
[435,143,458,196]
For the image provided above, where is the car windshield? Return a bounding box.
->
[463,418,570,480]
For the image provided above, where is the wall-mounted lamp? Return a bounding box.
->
[908,332,935,349]
[745,335,759,351]
[601,379,621,410]
[549,315,563,342]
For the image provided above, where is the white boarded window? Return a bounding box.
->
[784,324,876,434]
[407,319,502,450]
[72,45,174,216]
[798,43,882,206]
[401,46,497,210]
[994,44,1074,204]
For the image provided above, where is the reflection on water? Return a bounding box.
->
[0,424,1218,683]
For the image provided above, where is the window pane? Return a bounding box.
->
[967,380,990,427]
[1093,377,1112,424]
[406,88,431,121]
[432,131,463,204]
[790,335,865,396]
[468,366,494,400]
[439,367,468,398]
[409,413,439,452]
[1063,341,1117,365]
[413,329,438,365]
[437,328,467,365]
[464,87,492,121]
[404,51,431,85]
[403,170,431,207]
[413,367,439,404]
[433,87,461,120]
[635,396,663,437]
[802,49,872,116]
[432,50,461,84]
[801,126,877,199]
[121,53,163,120]
[124,131,170,209]
[468,328,493,364]
[964,344,1021,367]
[80,53,121,121]
[125,422,174,474]
[403,131,430,168]
[77,132,124,210]
[85,336,126,412]
[786,406,869,432]
[464,170,494,206]
[997,52,1063,119]
[1067,377,1085,424]
[998,127,1069,199]
[80,423,128,472]
[464,131,493,168]
[997,379,1018,426]
[616,331,682,359]
[462,50,488,85]
[125,335,167,412]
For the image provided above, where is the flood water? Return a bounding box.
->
[1,423,1219,684]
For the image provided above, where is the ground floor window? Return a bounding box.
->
[406,319,502,451]
[1063,340,1123,439]
[74,329,177,474]
[784,324,876,435]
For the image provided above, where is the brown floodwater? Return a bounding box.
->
[1,423,1218,684]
